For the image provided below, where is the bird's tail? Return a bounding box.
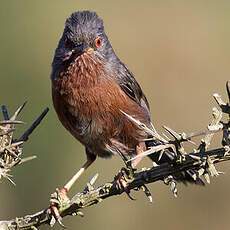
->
[122,113,205,185]
[143,139,205,186]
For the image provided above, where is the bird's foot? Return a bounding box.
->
[115,167,136,200]
[132,184,153,203]
[164,175,178,197]
[115,167,153,203]
[48,188,70,228]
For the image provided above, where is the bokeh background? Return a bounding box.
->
[0,0,230,229]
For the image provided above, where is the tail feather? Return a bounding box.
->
[145,139,205,185]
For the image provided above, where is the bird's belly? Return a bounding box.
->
[63,85,127,144]
[52,73,149,157]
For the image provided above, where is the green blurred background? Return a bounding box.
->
[0,0,230,229]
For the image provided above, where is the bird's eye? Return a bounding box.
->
[94,37,102,48]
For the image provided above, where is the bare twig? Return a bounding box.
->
[0,104,49,183]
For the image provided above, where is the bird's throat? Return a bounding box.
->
[54,52,106,96]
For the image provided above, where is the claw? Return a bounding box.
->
[115,168,136,200]
[141,184,153,203]
[117,148,132,170]
[49,215,56,227]
[164,175,178,198]
[49,205,66,228]
[57,217,66,228]
[49,188,69,228]
[126,191,136,201]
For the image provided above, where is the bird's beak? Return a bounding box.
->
[74,44,94,56]
[85,47,94,54]
[63,44,94,62]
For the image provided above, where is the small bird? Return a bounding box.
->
[50,11,205,223]
[51,10,153,193]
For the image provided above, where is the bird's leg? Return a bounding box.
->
[116,142,153,202]
[115,167,136,200]
[115,146,139,200]
[132,142,147,168]
[116,142,147,188]
[49,156,96,227]
[64,158,95,191]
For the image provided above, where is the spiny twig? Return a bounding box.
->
[0,146,229,230]
[0,103,49,183]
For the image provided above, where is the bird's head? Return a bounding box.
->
[51,11,117,79]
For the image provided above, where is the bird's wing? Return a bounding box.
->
[115,63,150,114]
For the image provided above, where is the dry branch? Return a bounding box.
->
[0,82,230,230]
[0,103,49,183]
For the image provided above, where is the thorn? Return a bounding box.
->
[121,111,168,143]
[117,149,129,167]
[203,173,210,184]
[20,155,37,164]
[158,150,164,161]
[197,168,205,176]
[226,81,230,100]
[10,102,27,121]
[5,148,19,158]
[213,93,226,107]
[186,169,197,181]
[18,107,49,142]
[5,174,16,186]
[1,105,10,120]
[120,110,155,136]
[162,132,171,141]
[31,226,38,230]
[152,162,159,167]
[189,154,201,160]
[141,185,153,203]
[11,141,24,147]
[170,181,178,198]
[162,126,181,140]
[206,156,220,177]
[164,175,178,198]
[0,120,24,125]
[187,139,197,146]
[89,173,99,186]
[128,144,174,163]
[202,107,222,150]
[76,211,84,217]
[84,174,99,192]
[208,123,223,132]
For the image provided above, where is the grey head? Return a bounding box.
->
[51,11,119,80]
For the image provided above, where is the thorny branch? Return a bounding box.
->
[0,103,49,183]
[1,82,230,230]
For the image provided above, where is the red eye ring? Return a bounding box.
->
[95,37,102,48]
